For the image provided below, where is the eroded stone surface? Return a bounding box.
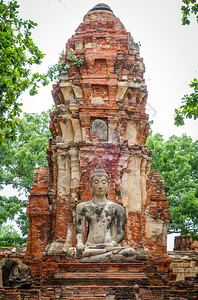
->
[2,258,31,288]
[91,119,108,141]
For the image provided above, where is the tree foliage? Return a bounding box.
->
[0,111,51,191]
[0,225,26,246]
[146,133,198,238]
[0,0,49,142]
[181,0,198,25]
[174,78,198,126]
[0,195,22,225]
[176,1,198,125]
[0,195,27,246]
[47,48,84,82]
[0,110,51,246]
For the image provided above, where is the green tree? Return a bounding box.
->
[0,225,26,246]
[146,133,198,238]
[0,110,51,246]
[174,78,198,126]
[0,0,49,142]
[181,0,198,25]
[175,1,198,125]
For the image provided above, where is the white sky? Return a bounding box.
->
[16,0,198,140]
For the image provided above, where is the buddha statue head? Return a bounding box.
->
[89,161,110,198]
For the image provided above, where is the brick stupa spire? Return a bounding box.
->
[25,4,172,291]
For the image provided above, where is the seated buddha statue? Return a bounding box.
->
[66,162,146,262]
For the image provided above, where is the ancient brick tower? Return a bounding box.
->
[27,2,169,259]
[22,3,180,298]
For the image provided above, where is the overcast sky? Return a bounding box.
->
[16,0,198,140]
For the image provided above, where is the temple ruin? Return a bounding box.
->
[0,3,197,299]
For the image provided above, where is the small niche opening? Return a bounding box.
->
[91,118,108,141]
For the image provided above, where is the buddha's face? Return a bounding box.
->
[91,175,109,198]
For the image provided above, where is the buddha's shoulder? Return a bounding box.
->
[107,201,125,211]
[76,201,93,210]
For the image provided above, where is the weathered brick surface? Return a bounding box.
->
[169,251,198,281]
[26,167,51,259]
[1,278,198,300]
[1,252,198,298]
[174,236,198,251]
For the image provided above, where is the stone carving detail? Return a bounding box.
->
[124,121,137,144]
[116,82,128,102]
[2,258,31,288]
[91,119,108,141]
[57,152,70,195]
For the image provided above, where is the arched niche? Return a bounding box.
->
[91,119,108,141]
